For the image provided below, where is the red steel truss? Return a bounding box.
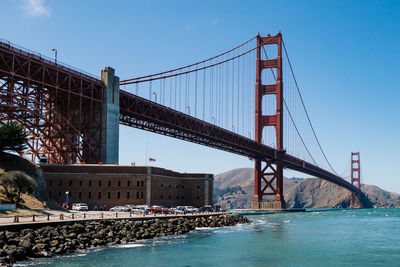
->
[119,90,368,206]
[0,40,103,164]
[350,152,361,208]
[0,38,369,208]
[252,33,285,209]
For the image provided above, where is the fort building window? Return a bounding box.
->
[137,192,139,199]
[137,181,140,187]
[49,192,52,198]
[168,195,171,199]
[160,195,164,199]
[127,192,130,199]
[169,185,171,188]
[88,192,91,199]
[197,185,200,189]
[141,192,144,199]
[128,181,130,187]
[141,181,144,187]
[79,192,82,199]
[69,180,72,186]
[117,192,120,199]
[98,192,101,199]
[99,181,102,187]
[49,180,52,186]
[108,192,111,199]
[160,184,164,188]
[181,185,184,189]
[118,181,121,187]
[196,196,200,200]
[181,196,184,199]
[108,180,111,187]
[59,180,62,186]
[58,191,61,197]
[89,180,92,187]
[79,180,82,186]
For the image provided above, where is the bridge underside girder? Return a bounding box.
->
[119,90,368,207]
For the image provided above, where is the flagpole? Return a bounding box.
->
[145,142,148,165]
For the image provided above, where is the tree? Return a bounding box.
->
[0,121,28,153]
[0,171,37,206]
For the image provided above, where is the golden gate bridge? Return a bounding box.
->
[0,33,369,209]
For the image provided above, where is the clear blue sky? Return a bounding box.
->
[2,0,399,192]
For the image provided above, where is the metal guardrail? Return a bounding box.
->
[0,211,223,225]
[0,38,101,81]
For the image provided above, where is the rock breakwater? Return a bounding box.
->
[0,214,249,265]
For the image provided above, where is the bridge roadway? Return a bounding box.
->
[119,90,367,202]
[0,38,366,204]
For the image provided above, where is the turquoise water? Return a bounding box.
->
[19,209,400,266]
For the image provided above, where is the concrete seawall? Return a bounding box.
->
[0,213,249,266]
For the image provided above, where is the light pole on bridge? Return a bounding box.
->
[152,92,157,103]
[51,48,57,64]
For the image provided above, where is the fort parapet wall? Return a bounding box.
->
[41,164,213,209]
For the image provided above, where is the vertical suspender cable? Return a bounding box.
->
[195,64,198,118]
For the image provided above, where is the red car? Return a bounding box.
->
[149,206,169,214]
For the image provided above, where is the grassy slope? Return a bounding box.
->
[0,152,61,210]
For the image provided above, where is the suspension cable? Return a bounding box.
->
[282,39,339,176]
[121,35,257,83]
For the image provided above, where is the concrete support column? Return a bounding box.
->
[101,67,119,164]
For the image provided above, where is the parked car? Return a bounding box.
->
[126,205,144,214]
[72,203,88,211]
[178,206,198,213]
[149,206,169,214]
[169,207,184,214]
[110,206,130,212]
[199,205,214,212]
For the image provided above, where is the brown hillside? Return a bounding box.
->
[214,167,399,209]
[214,168,299,208]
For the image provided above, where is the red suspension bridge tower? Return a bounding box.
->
[351,152,361,208]
[252,33,285,210]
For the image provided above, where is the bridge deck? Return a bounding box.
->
[0,38,366,203]
[119,90,366,201]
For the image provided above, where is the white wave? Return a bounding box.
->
[195,227,213,230]
[114,243,147,249]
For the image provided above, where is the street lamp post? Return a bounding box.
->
[152,92,157,103]
[65,191,70,209]
[51,48,57,64]
[186,106,190,115]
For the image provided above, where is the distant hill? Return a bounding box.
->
[214,168,297,209]
[214,167,399,209]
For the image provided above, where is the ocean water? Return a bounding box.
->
[18,209,400,267]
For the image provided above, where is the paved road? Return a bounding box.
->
[0,210,226,226]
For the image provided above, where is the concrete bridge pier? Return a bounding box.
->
[100,67,119,164]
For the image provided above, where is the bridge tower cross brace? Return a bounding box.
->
[252,33,286,210]
[350,152,361,208]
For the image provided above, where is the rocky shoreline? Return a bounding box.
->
[0,214,249,266]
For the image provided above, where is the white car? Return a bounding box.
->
[72,203,88,211]
[169,208,184,214]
